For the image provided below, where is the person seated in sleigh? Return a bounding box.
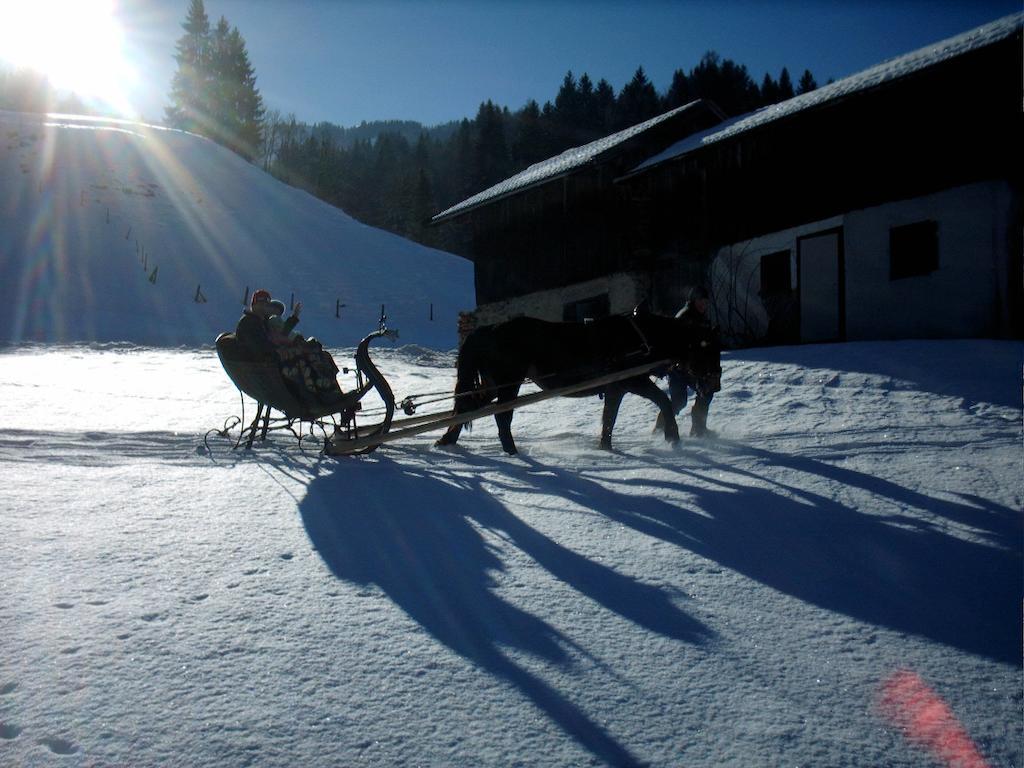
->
[237,289,346,407]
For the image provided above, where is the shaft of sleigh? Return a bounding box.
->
[326,358,670,456]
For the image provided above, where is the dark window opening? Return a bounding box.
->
[760,250,792,296]
[760,249,798,345]
[890,220,938,280]
[563,294,610,322]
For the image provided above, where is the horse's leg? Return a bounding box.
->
[435,350,485,448]
[654,368,689,433]
[494,384,522,455]
[626,377,680,445]
[600,385,626,450]
[690,390,714,437]
[435,422,462,446]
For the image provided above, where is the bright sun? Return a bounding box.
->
[0,0,136,110]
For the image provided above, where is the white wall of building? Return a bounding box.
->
[471,271,648,326]
[710,180,1014,343]
[844,180,1013,339]
[708,216,842,344]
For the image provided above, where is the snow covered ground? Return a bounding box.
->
[0,111,473,349]
[1,337,1020,767]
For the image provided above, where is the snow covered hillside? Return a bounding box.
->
[1,338,1020,767]
[0,111,474,349]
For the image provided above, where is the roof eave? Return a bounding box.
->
[431,99,718,225]
[430,167,579,226]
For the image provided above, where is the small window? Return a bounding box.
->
[760,250,791,296]
[890,221,938,280]
[563,294,610,322]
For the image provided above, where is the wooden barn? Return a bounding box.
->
[430,100,725,324]
[434,13,1022,344]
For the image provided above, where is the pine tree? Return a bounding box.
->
[165,1,263,161]
[411,165,438,246]
[221,24,265,159]
[554,71,579,119]
[616,66,660,129]
[574,72,604,140]
[511,99,548,168]
[593,78,617,134]
[665,69,693,110]
[778,67,795,100]
[688,51,759,116]
[472,101,510,190]
[206,17,233,139]
[553,71,585,146]
[451,118,475,201]
[797,69,818,95]
[761,73,780,105]
[165,0,211,133]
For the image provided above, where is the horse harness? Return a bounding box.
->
[627,316,652,358]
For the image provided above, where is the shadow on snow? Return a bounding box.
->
[299,454,712,767]
[298,434,1021,763]
[529,441,1021,666]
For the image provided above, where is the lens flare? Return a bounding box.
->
[878,669,989,768]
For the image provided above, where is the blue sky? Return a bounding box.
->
[119,0,1020,127]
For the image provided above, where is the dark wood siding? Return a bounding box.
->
[457,104,724,304]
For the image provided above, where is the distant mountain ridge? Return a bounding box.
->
[306,119,460,149]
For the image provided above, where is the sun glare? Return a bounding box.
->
[0,0,137,112]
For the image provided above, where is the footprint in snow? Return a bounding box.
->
[0,723,23,739]
[38,736,78,755]
[0,682,16,695]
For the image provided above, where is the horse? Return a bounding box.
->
[434,312,721,455]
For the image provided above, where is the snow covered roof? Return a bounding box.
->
[627,12,1023,178]
[431,100,717,223]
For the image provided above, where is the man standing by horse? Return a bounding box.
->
[657,286,717,437]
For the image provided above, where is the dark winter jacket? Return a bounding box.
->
[236,308,302,357]
[674,301,712,329]
[235,310,275,359]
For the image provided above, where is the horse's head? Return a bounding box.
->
[633,314,722,393]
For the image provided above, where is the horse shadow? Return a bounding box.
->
[514,446,1022,666]
[299,455,711,766]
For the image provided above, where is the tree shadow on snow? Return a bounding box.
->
[519,445,1021,666]
[731,339,1022,409]
[299,454,711,766]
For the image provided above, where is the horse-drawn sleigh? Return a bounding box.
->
[207,309,721,457]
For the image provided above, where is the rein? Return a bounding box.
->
[361,315,678,418]
[627,316,652,357]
